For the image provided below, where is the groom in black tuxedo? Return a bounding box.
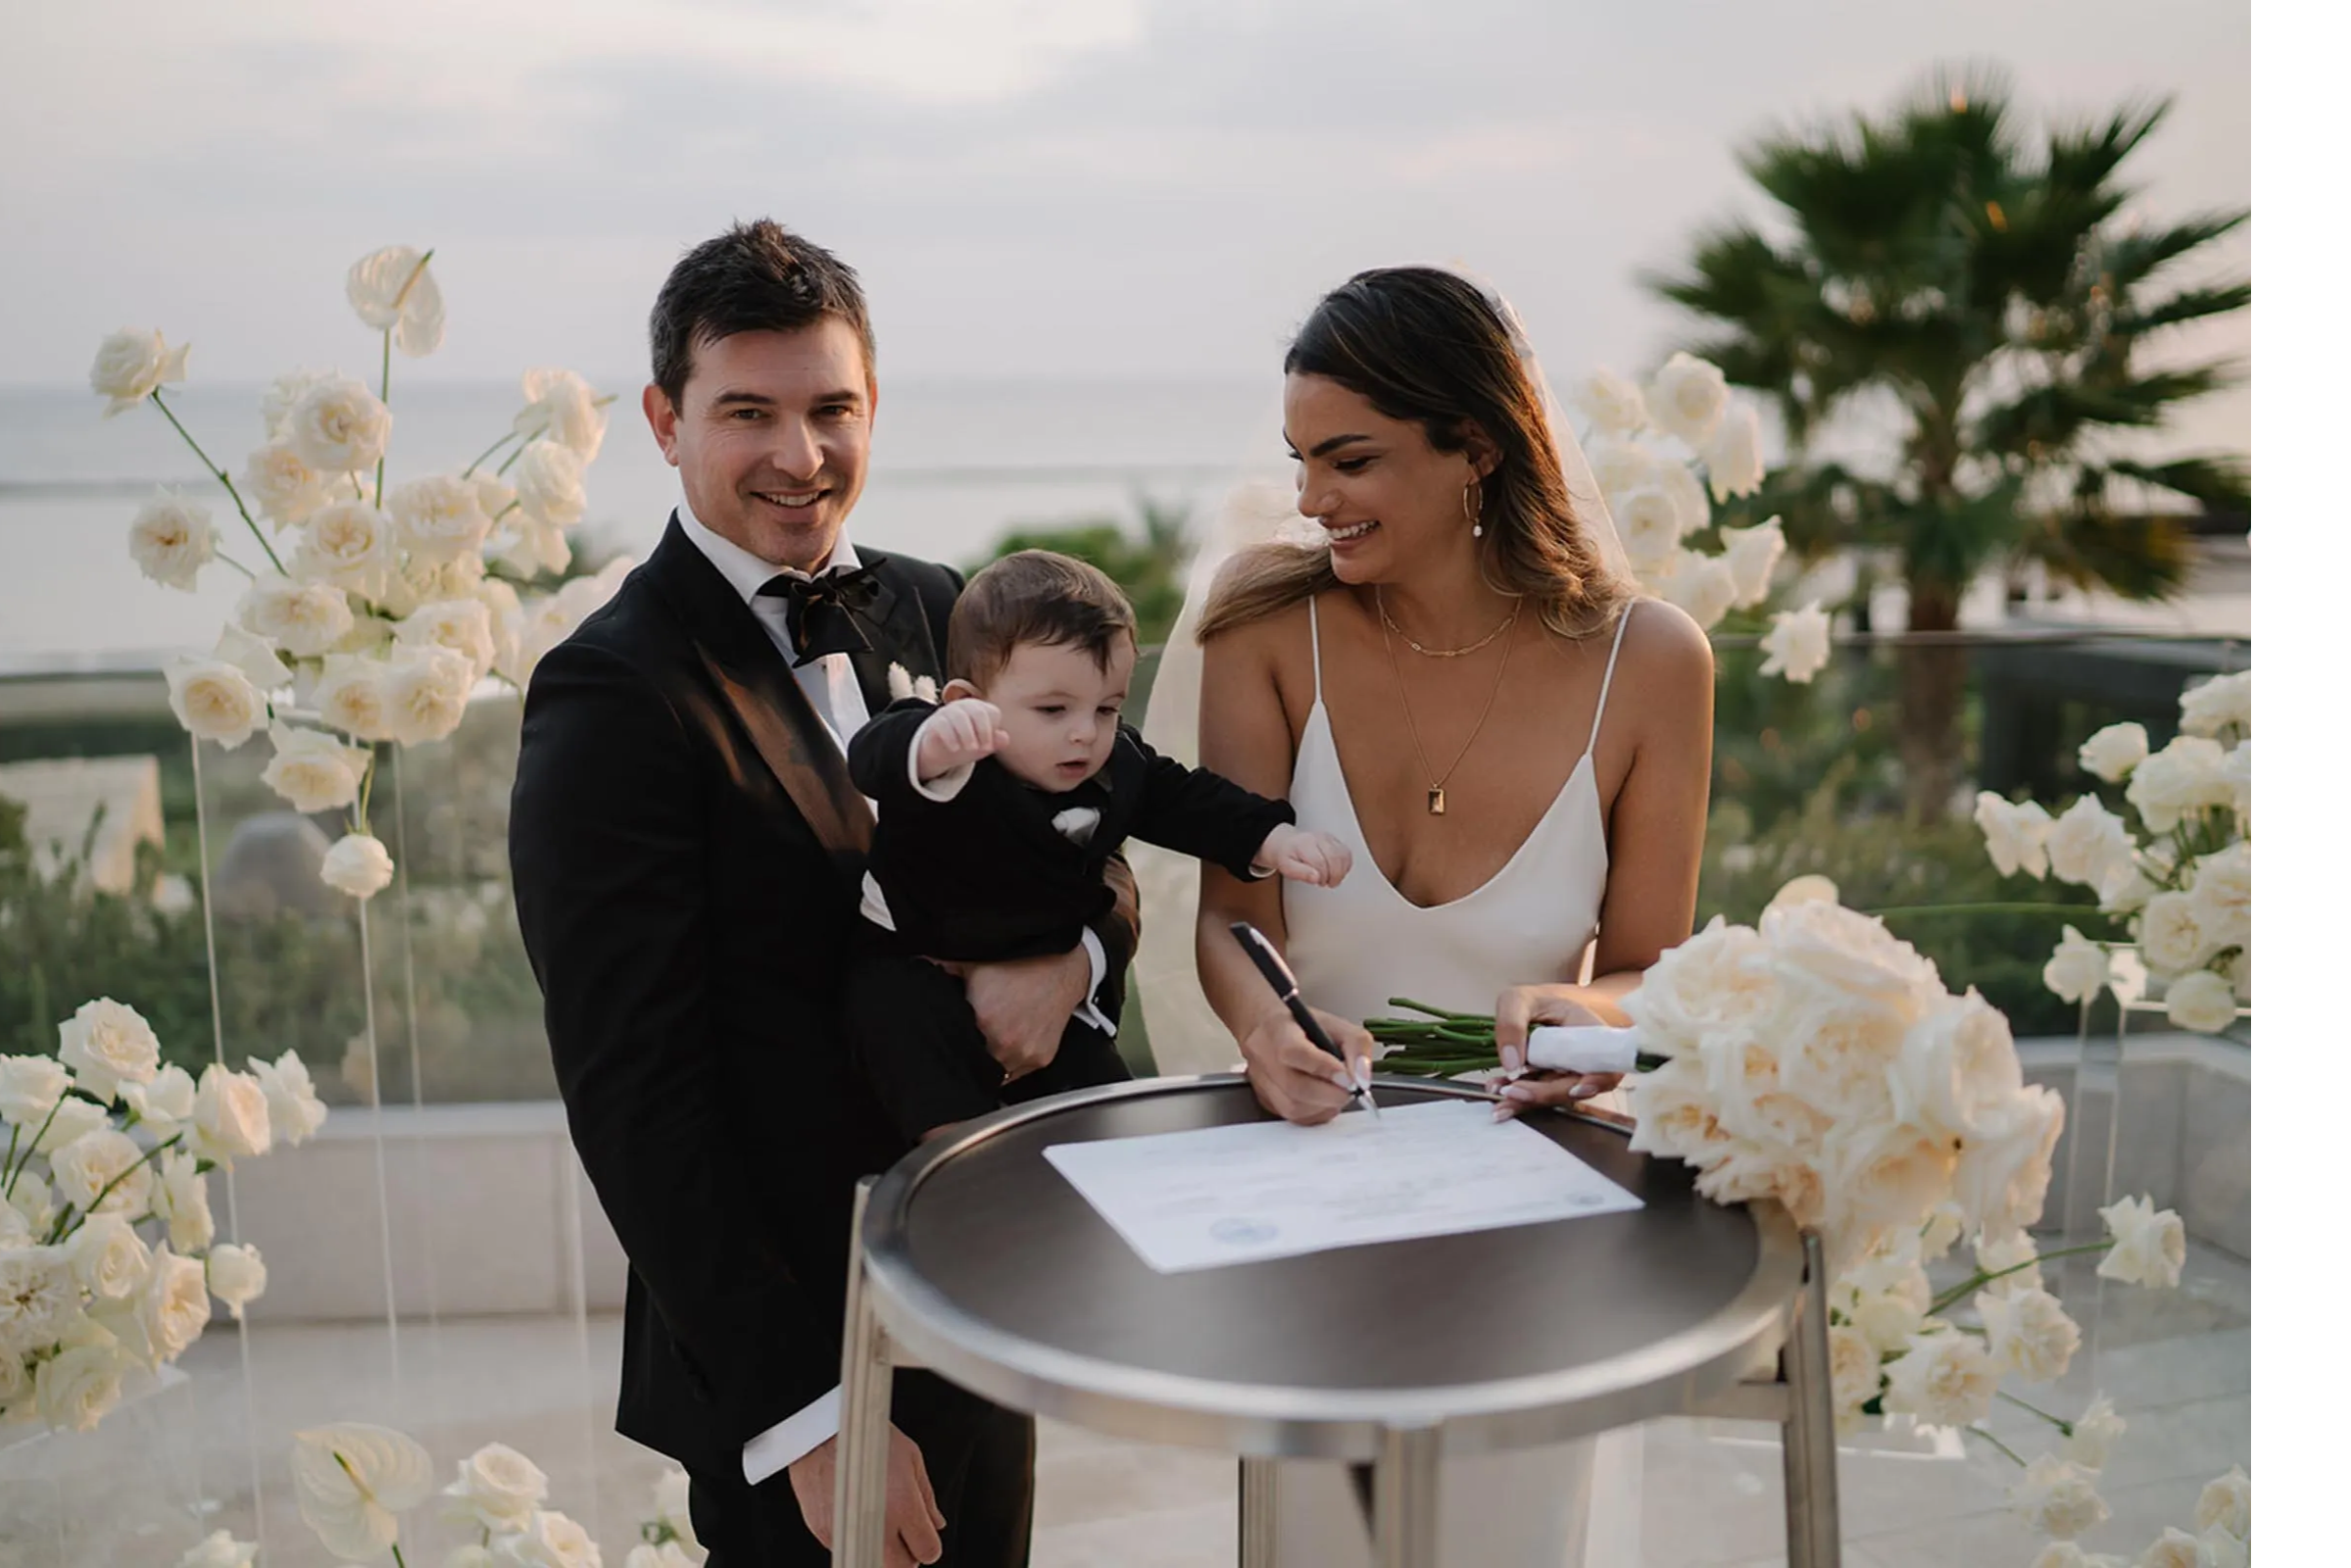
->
[510,220,1135,1567]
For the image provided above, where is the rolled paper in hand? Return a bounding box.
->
[1525,1024,1640,1075]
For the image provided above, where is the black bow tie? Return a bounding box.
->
[759,565,880,667]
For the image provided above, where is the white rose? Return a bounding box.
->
[2219,741,2249,827]
[1825,1322,1882,1420]
[206,1242,268,1318]
[2010,1454,2110,1541]
[396,598,499,683]
[34,1329,129,1431]
[1621,915,1777,1056]
[404,551,487,608]
[56,998,162,1104]
[30,1097,109,1155]
[2097,859,2157,916]
[321,833,397,901]
[248,1050,328,1146]
[2177,670,2249,740]
[1761,895,1943,1003]
[2136,893,2211,976]
[1882,1327,1997,1428]
[191,1064,273,1164]
[1759,601,1833,684]
[514,368,610,462]
[1822,1120,1957,1248]
[1571,368,1649,436]
[388,473,496,565]
[260,722,371,814]
[0,1246,78,1355]
[494,515,573,579]
[2064,1395,2127,1469]
[1950,1085,2064,1237]
[2225,948,2249,1004]
[1979,1286,2079,1382]
[176,1529,260,1568]
[0,1054,73,1126]
[652,1466,695,1548]
[2136,1528,2212,1568]
[296,500,395,598]
[315,653,396,742]
[67,1212,153,1301]
[129,490,219,591]
[8,1169,58,1239]
[1837,1251,1931,1354]
[1645,351,1730,447]
[2163,968,2237,1035]
[243,441,330,530]
[2194,1465,2247,1538]
[1975,1228,2044,1296]
[1975,792,2053,880]
[1888,989,2020,1140]
[508,559,631,685]
[442,1441,550,1532]
[2185,841,2249,953]
[239,572,357,658]
[514,441,588,529]
[2042,926,2112,1005]
[2045,795,2135,890]
[1718,516,1784,607]
[1652,459,1711,539]
[1700,403,1765,501]
[2126,735,2230,834]
[1917,1200,1967,1261]
[347,245,446,357]
[2197,1527,2247,1568]
[494,1509,602,1568]
[138,1245,213,1362]
[1613,490,1685,572]
[90,328,191,415]
[167,657,266,749]
[289,1422,438,1561]
[286,377,393,475]
[155,1149,216,1254]
[50,1127,152,1215]
[2078,721,2148,783]
[383,644,476,745]
[260,369,336,440]
[1624,1056,1732,1162]
[1656,550,1739,630]
[2097,1195,2185,1289]
[211,624,289,694]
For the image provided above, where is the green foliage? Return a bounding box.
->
[966,494,1194,648]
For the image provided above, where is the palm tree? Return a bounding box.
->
[1649,67,2249,819]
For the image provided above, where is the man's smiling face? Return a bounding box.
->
[643,318,874,572]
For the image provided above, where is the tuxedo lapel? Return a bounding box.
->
[847,555,949,715]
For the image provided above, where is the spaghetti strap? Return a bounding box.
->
[1306,595,1324,705]
[1588,602,1635,752]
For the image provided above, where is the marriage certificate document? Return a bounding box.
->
[1043,1099,1643,1273]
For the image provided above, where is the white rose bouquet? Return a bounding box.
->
[99,246,635,902]
[1974,668,2250,1034]
[0,998,323,1433]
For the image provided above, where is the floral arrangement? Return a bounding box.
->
[1570,354,1834,683]
[238,1422,706,1567]
[1975,668,2250,1034]
[0,998,323,1431]
[95,246,633,902]
[2024,1465,2246,1568]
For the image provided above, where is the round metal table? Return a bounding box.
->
[833,1075,1842,1567]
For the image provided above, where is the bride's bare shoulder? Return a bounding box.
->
[1611,596,1715,703]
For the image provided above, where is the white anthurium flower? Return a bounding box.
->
[321,833,397,901]
[514,441,588,529]
[2177,669,2249,740]
[346,245,446,357]
[2041,926,2111,1004]
[441,1441,550,1533]
[2009,1454,2111,1542]
[34,1322,132,1431]
[2097,1195,2185,1289]
[167,656,266,749]
[0,1053,73,1126]
[285,376,393,476]
[514,368,610,462]
[2044,794,2135,890]
[296,500,396,599]
[1978,1286,2080,1382]
[1700,402,1766,501]
[261,722,371,814]
[57,998,162,1103]
[2063,1395,2127,1469]
[2162,968,2237,1034]
[1757,601,1832,683]
[248,1049,329,1146]
[206,1242,268,1319]
[239,571,357,659]
[140,1245,214,1362]
[128,489,219,591]
[2078,721,2149,784]
[382,644,476,746]
[1573,368,1649,436]
[1645,352,1731,448]
[1881,1326,1997,1428]
[191,1064,273,1164]
[243,440,330,529]
[289,1422,437,1561]
[175,1529,260,1568]
[1974,793,2053,880]
[90,329,190,415]
[1718,515,1785,607]
[1656,550,1739,630]
[315,653,397,743]
[396,598,499,684]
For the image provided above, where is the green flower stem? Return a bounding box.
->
[374,328,392,508]
[391,1542,409,1568]
[1966,1424,2029,1467]
[1,1126,17,1192]
[3,1098,66,1196]
[44,1131,182,1246]
[462,428,520,478]
[149,391,285,574]
[1998,1389,2073,1435]
[355,749,378,836]
[494,437,533,478]
[1927,1242,2115,1317]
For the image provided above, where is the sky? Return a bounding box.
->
[1,0,2250,455]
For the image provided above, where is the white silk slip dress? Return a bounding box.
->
[1272,595,1642,1568]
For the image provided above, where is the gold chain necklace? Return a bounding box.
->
[1375,588,1519,657]
[1380,597,1521,815]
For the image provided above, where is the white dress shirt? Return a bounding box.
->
[673,500,1106,1484]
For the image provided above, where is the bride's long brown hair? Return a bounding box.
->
[1196,267,1634,644]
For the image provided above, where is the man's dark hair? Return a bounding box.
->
[648,220,875,406]
[947,551,1139,688]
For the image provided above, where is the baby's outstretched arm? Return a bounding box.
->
[914,698,1010,784]
[1250,823,1353,888]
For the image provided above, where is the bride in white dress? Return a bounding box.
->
[1139,266,1715,1567]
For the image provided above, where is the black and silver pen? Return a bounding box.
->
[1229,921,1380,1117]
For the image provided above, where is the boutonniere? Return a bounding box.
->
[886,662,940,704]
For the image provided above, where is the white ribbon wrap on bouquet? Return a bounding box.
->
[1525,1023,1641,1075]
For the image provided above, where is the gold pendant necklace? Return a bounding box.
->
[1380,596,1521,814]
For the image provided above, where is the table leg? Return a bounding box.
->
[1782,1228,1842,1568]
[834,1177,895,1568]
[1372,1425,1441,1568]
[1239,1458,1278,1568]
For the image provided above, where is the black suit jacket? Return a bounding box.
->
[849,700,1292,963]
[508,516,1133,1476]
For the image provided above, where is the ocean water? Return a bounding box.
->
[0,376,1285,664]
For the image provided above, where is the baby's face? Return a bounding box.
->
[965,636,1136,793]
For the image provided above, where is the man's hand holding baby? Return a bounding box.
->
[1251,823,1353,887]
[915,697,1012,784]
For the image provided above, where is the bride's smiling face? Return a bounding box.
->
[1283,372,1490,583]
